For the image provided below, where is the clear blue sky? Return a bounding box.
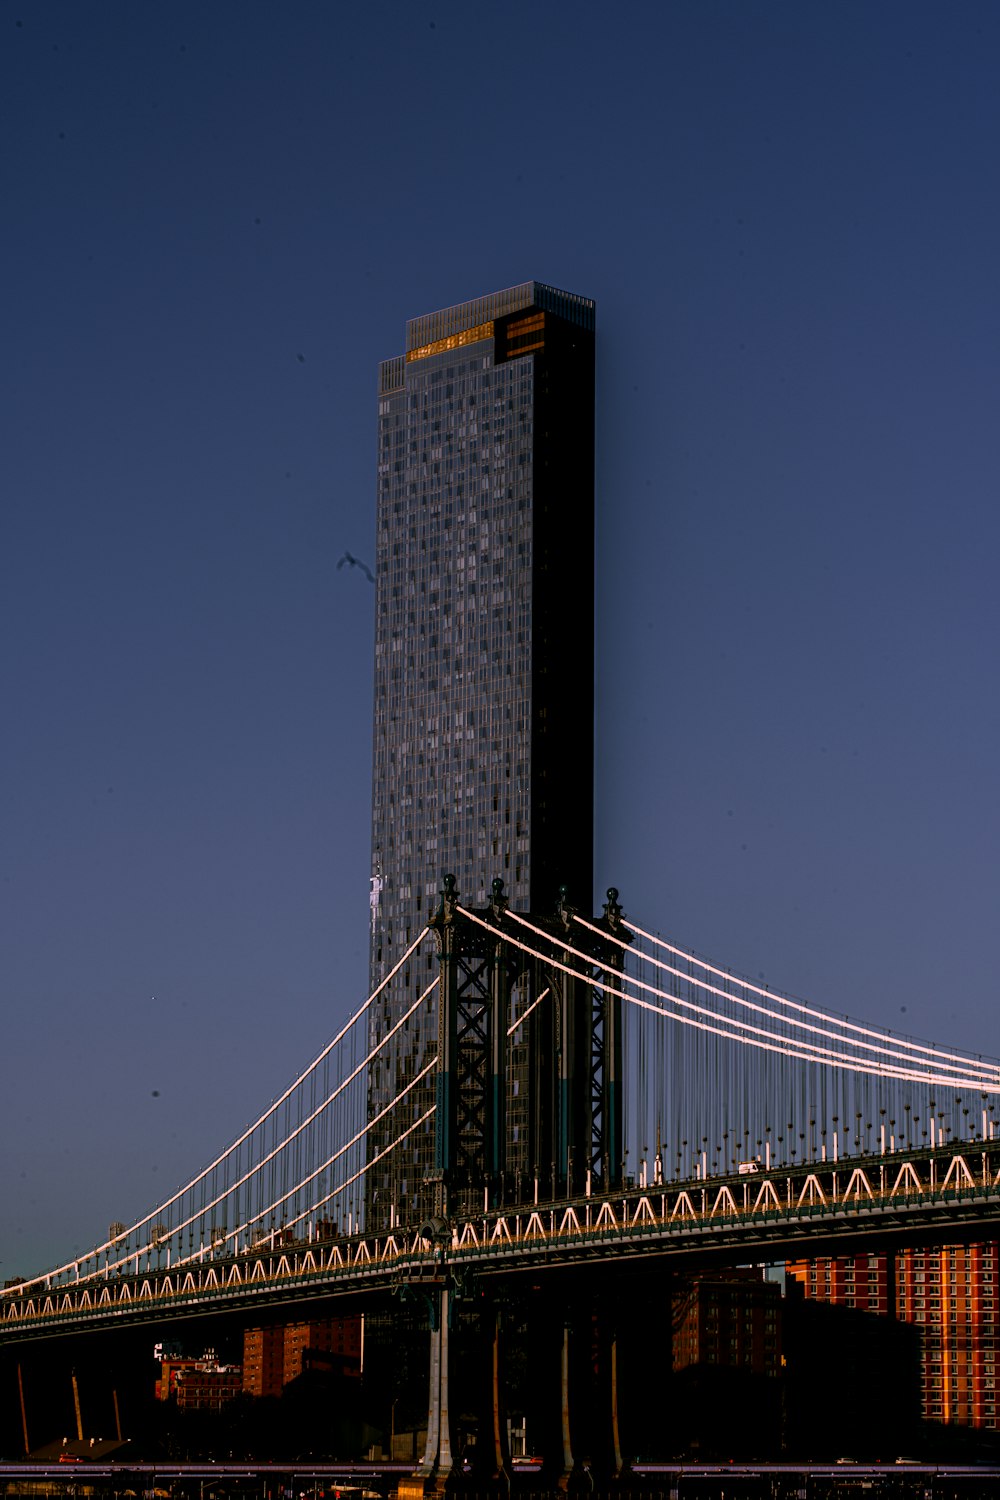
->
[3,0,999,1275]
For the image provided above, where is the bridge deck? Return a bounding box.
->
[5,1144,1000,1343]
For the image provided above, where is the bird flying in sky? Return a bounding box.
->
[337,551,375,583]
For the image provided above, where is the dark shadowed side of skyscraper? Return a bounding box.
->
[367,282,595,1229]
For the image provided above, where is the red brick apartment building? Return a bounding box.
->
[672,1267,782,1375]
[667,1268,784,1458]
[788,1242,1000,1429]
[242,1316,362,1398]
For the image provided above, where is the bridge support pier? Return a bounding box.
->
[556,1322,575,1491]
[400,1286,453,1499]
[478,1306,513,1487]
[602,1318,626,1484]
[535,1295,628,1491]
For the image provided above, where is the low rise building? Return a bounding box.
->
[156,1349,242,1412]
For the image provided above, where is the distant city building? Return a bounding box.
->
[786,1251,892,1317]
[672,1268,782,1376]
[787,1242,1000,1431]
[242,1316,362,1398]
[668,1269,783,1459]
[368,283,596,1227]
[282,1314,362,1383]
[173,1365,242,1413]
[242,1327,284,1400]
[897,1243,999,1428]
[155,1350,212,1400]
[155,1350,241,1412]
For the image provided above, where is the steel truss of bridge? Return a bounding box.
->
[6,1141,1000,1343]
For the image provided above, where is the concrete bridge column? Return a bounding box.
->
[400,1285,453,1499]
[556,1320,576,1491]
[595,1314,626,1484]
[556,1297,629,1489]
[483,1306,513,1485]
[513,1293,593,1492]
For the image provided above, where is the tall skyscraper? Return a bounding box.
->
[367,282,595,1227]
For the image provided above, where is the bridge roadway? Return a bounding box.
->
[5,1142,1000,1344]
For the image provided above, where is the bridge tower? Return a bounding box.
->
[427,874,631,1219]
[404,876,631,1495]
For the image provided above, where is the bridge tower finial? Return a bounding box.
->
[555,884,576,931]
[489,876,508,924]
[436,873,458,923]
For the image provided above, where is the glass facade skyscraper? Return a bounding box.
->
[367,282,595,1228]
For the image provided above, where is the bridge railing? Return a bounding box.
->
[6,1139,1000,1340]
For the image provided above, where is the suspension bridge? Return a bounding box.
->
[4,879,1000,1325]
[4,879,1000,1486]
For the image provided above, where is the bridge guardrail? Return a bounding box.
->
[4,1144,1000,1341]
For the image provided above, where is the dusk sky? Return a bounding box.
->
[4,1,999,1276]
